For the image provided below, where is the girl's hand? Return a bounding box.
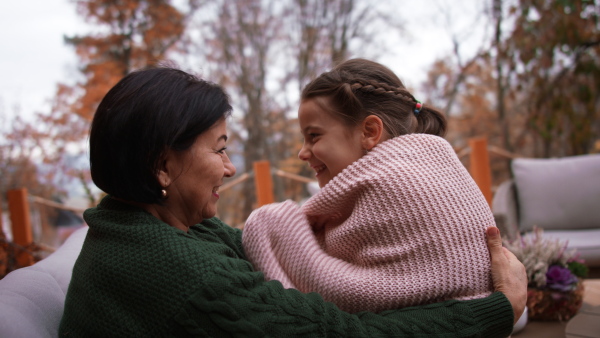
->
[486,226,527,324]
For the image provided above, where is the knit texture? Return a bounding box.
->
[59,196,513,337]
[243,134,495,313]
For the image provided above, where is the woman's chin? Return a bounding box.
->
[201,208,217,220]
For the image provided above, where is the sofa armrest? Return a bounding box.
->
[492,180,520,240]
[0,226,88,338]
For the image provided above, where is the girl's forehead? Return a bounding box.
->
[299,103,337,126]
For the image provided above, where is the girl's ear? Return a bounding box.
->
[361,115,385,150]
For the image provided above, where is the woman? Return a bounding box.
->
[60,66,526,337]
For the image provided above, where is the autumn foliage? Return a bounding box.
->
[62,0,193,120]
[1,0,599,229]
[423,0,600,187]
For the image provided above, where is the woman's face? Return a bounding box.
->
[298,97,364,187]
[162,118,236,225]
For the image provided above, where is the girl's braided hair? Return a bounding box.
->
[301,58,447,137]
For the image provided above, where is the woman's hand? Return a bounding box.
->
[486,226,527,324]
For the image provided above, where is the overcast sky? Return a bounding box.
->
[0,0,87,121]
[0,0,489,122]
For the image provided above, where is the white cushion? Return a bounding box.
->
[523,228,600,267]
[0,226,88,338]
[512,155,600,232]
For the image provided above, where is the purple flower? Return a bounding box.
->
[546,265,578,291]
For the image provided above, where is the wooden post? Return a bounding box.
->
[253,160,274,207]
[7,188,34,267]
[0,200,3,234]
[0,201,7,276]
[469,137,493,206]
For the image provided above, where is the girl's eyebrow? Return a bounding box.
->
[301,125,320,133]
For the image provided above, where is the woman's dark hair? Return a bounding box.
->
[89,66,232,204]
[301,58,447,137]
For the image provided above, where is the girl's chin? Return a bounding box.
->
[317,177,330,188]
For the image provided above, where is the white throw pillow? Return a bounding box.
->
[512,154,600,232]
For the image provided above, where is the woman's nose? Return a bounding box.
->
[223,154,236,177]
[298,144,311,161]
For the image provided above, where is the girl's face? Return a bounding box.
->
[298,97,364,187]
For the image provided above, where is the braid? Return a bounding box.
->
[346,77,446,137]
[349,79,418,105]
[301,58,447,138]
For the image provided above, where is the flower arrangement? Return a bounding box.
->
[503,227,588,321]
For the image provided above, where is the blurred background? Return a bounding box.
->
[1,0,599,248]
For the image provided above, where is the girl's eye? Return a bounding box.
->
[216,147,227,154]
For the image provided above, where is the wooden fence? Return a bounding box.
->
[4,136,509,267]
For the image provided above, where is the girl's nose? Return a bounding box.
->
[298,144,311,161]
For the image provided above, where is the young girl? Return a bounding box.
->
[242,58,495,313]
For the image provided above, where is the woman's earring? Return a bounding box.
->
[161,189,168,198]
[363,149,369,155]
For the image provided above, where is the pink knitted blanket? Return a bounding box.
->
[243,134,494,313]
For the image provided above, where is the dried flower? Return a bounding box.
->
[503,227,585,290]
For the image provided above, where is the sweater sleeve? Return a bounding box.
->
[199,217,247,259]
[170,261,514,337]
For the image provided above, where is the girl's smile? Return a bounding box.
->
[297,97,364,187]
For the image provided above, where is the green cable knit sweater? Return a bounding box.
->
[59,196,513,337]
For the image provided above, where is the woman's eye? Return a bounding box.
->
[216,147,227,154]
[309,133,319,140]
